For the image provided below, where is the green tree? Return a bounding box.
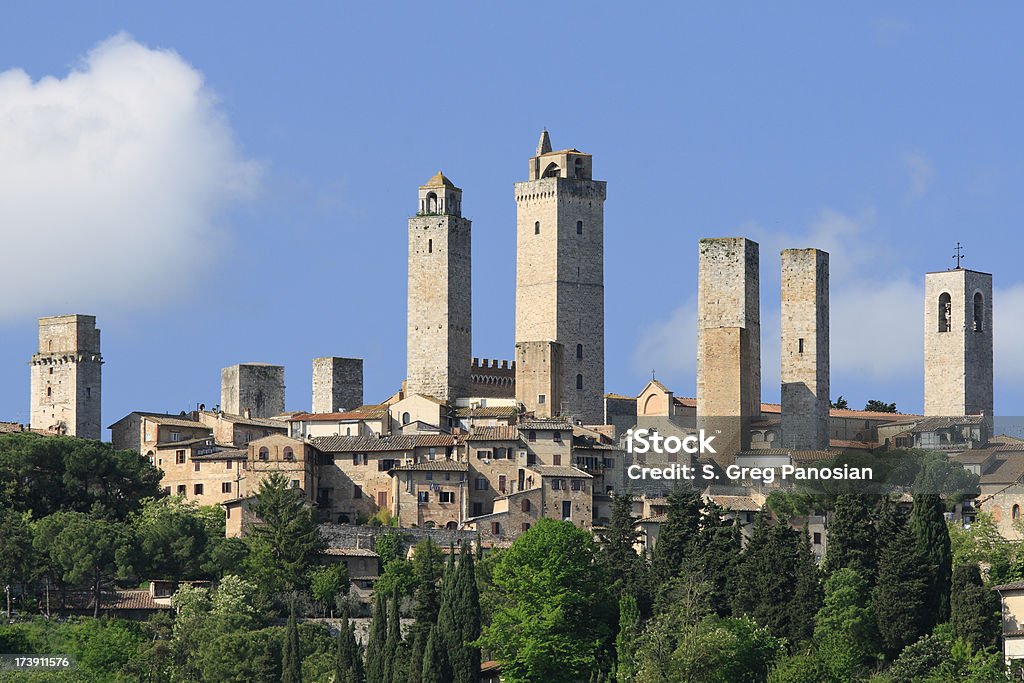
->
[309,564,348,617]
[864,400,897,413]
[282,601,302,683]
[950,563,1000,651]
[813,568,878,680]
[335,613,364,683]
[407,542,440,683]
[478,518,614,682]
[422,626,444,683]
[131,496,221,581]
[382,586,407,683]
[449,543,482,683]
[789,527,821,645]
[873,522,930,658]
[822,494,878,583]
[365,590,388,683]
[767,654,830,683]
[829,396,849,410]
[649,485,702,587]
[691,502,741,617]
[245,473,325,595]
[599,493,644,598]
[615,592,640,683]
[911,493,952,629]
[0,508,34,618]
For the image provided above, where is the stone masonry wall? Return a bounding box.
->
[30,314,102,439]
[221,364,285,418]
[312,357,364,413]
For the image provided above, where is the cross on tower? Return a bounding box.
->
[952,242,965,269]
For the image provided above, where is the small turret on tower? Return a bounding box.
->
[418,171,462,217]
[537,129,552,156]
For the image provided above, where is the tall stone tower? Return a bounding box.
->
[30,314,103,439]
[780,249,830,450]
[221,363,285,418]
[924,267,993,418]
[406,171,472,402]
[514,131,606,423]
[312,357,363,413]
[696,238,761,458]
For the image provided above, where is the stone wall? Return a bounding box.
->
[29,314,102,439]
[780,249,830,450]
[221,364,285,418]
[312,357,363,413]
[515,341,563,418]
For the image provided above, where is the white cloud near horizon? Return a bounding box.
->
[0,34,260,320]
[903,151,934,200]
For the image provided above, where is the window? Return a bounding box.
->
[938,292,952,332]
[562,500,571,520]
[521,498,531,512]
[428,447,436,460]
[553,431,562,443]
[534,221,540,235]
[499,475,507,493]
[176,450,186,465]
[472,502,483,516]
[798,338,804,354]
[475,477,489,491]
[813,532,822,545]
[353,485,362,499]
[194,483,204,495]
[418,491,430,504]
[426,472,433,481]
[170,431,180,441]
[46,387,51,397]
[528,430,536,442]
[603,458,615,469]
[974,292,985,332]
[194,462,201,472]
[290,480,300,489]
[283,447,294,461]
[440,491,455,503]
[1014,505,1021,521]
[379,459,397,472]
[222,482,232,494]
[402,412,411,425]
[538,394,546,405]
[258,447,269,461]
[553,454,562,466]
[571,479,584,492]
[576,220,583,235]
[177,485,186,495]
[491,522,502,535]
[86,387,91,400]
[552,479,562,491]
[354,453,366,466]
[226,460,233,469]
[576,343,583,359]
[522,522,531,532]
[377,491,388,508]
[576,374,584,390]
[428,239,433,254]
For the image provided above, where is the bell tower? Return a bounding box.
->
[406,172,472,401]
[514,131,606,423]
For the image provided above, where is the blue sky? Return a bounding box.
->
[2,4,1023,435]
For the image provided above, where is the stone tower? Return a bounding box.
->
[30,314,103,439]
[515,341,563,419]
[221,363,285,418]
[406,171,472,402]
[514,131,606,423]
[312,357,363,413]
[780,249,830,450]
[924,267,993,418]
[696,238,761,458]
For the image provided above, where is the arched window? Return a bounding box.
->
[574,157,584,178]
[576,220,583,235]
[258,447,269,461]
[1014,504,1021,521]
[402,412,411,425]
[426,192,438,213]
[576,374,584,390]
[576,343,583,359]
[424,521,435,529]
[528,430,537,442]
[938,292,952,332]
[283,447,294,461]
[974,292,984,332]
[534,221,540,235]
[521,499,531,512]
[542,162,560,178]
[446,521,458,530]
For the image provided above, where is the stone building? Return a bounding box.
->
[29,314,103,439]
[780,249,830,450]
[312,357,363,414]
[389,460,469,529]
[287,404,389,440]
[924,267,993,418]
[221,363,285,418]
[696,238,761,459]
[247,434,319,499]
[406,171,472,402]
[515,131,606,423]
[195,409,287,448]
[515,341,563,419]
[154,434,246,504]
[109,411,212,457]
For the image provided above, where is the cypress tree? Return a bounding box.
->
[406,544,439,683]
[599,493,643,597]
[692,501,741,616]
[614,592,640,683]
[873,521,930,658]
[650,484,702,586]
[789,525,822,645]
[432,549,456,682]
[451,542,482,683]
[335,614,363,683]
[731,515,806,642]
[950,562,1000,651]
[421,626,443,683]
[382,586,403,683]
[282,600,302,683]
[822,494,878,583]
[365,591,388,683]
[911,493,952,628]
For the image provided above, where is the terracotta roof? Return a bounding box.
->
[190,448,247,460]
[108,411,207,430]
[637,514,668,524]
[421,171,459,190]
[994,581,1024,592]
[518,419,574,431]
[912,416,986,432]
[313,435,416,453]
[466,426,521,441]
[412,434,458,448]
[951,448,1001,465]
[707,495,761,512]
[829,439,877,449]
[391,459,468,473]
[979,455,1024,485]
[289,405,388,422]
[322,547,379,558]
[604,393,634,400]
[453,406,519,418]
[529,465,593,478]
[199,411,287,429]
[155,436,215,449]
[666,395,921,422]
[65,590,170,611]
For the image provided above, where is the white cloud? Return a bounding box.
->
[631,300,697,383]
[995,284,1024,383]
[903,151,934,200]
[0,34,260,319]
